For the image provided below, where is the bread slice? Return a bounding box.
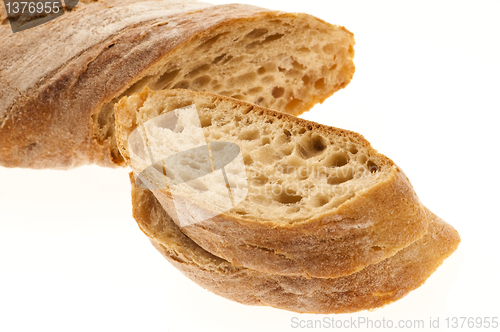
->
[0,0,354,169]
[115,88,429,278]
[130,176,460,314]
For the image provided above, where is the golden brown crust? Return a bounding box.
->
[0,0,354,169]
[116,88,429,278]
[131,176,460,314]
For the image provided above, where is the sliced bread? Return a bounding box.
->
[116,88,429,278]
[130,176,460,314]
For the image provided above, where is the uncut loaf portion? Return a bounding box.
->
[115,88,429,279]
[130,177,461,314]
[0,0,354,169]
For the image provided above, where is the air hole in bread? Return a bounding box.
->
[311,135,326,152]
[261,33,284,45]
[231,94,245,100]
[94,102,117,158]
[324,152,349,167]
[212,54,226,64]
[371,246,383,251]
[348,145,358,154]
[243,154,253,165]
[312,195,330,207]
[220,55,233,65]
[153,69,180,89]
[286,69,302,79]
[330,63,338,71]
[246,41,260,49]
[197,32,229,50]
[286,154,306,168]
[327,167,354,185]
[272,86,285,98]
[200,115,212,128]
[192,75,211,89]
[235,72,257,84]
[239,128,260,140]
[315,78,326,90]
[242,106,253,114]
[257,67,266,75]
[249,87,263,94]
[185,64,210,78]
[297,46,311,53]
[233,209,249,215]
[272,187,303,204]
[261,75,275,84]
[292,60,306,70]
[219,90,233,97]
[246,28,268,39]
[302,75,311,85]
[296,134,327,159]
[367,160,379,173]
[172,81,189,89]
[280,145,294,156]
[251,173,268,186]
[123,76,155,95]
[322,43,335,53]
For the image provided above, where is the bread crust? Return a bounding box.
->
[116,88,429,278]
[0,0,354,169]
[131,176,460,314]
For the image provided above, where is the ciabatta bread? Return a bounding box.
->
[0,0,354,169]
[116,88,429,278]
[130,176,460,314]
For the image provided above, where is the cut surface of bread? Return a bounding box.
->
[130,177,460,314]
[0,0,354,169]
[116,88,429,278]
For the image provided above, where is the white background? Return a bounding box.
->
[1,0,499,331]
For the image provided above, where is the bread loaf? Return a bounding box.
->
[130,176,460,314]
[115,88,429,278]
[0,0,354,169]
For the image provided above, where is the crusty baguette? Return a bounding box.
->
[0,0,354,169]
[130,176,460,314]
[115,88,429,278]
